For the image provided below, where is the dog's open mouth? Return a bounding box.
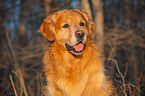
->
[65,42,85,55]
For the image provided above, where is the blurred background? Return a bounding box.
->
[0,0,144,96]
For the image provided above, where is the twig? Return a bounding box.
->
[108,42,127,95]
[9,75,18,96]
[18,69,28,96]
[5,30,28,96]
[12,69,28,96]
[19,53,42,60]
[124,63,128,78]
[12,70,24,96]
[128,82,132,96]
[128,83,142,94]
[111,58,127,96]
[1,83,11,96]
[5,29,19,69]
[138,69,143,86]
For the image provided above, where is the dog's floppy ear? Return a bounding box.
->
[40,13,56,42]
[73,9,95,38]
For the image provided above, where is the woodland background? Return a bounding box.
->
[0,0,144,96]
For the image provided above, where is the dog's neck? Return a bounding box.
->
[49,41,91,70]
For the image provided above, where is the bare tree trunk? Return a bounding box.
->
[109,0,118,78]
[0,19,5,60]
[81,0,104,58]
[124,0,140,95]
[19,0,28,47]
[0,4,7,91]
[128,47,140,95]
[124,0,131,29]
[81,0,92,19]
[44,0,52,17]
[91,0,104,55]
[19,0,25,36]
[112,0,117,27]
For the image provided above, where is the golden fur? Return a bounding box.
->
[40,9,113,96]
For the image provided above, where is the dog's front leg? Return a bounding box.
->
[81,74,108,96]
[47,83,63,96]
[81,84,108,96]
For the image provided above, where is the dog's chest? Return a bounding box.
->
[56,71,89,96]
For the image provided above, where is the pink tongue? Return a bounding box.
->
[73,43,84,52]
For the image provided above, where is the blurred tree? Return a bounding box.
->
[109,0,118,78]
[81,0,104,55]
[124,0,130,29]
[0,7,5,59]
[44,0,52,17]
[0,0,7,92]
[81,0,92,19]
[124,0,140,95]
[91,0,104,55]
[19,0,28,47]
[112,0,117,27]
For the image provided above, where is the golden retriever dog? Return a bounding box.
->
[40,9,113,96]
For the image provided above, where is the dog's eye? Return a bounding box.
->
[80,22,85,26]
[63,24,69,28]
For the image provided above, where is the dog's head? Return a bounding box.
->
[40,9,95,55]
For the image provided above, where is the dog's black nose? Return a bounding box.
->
[75,30,85,39]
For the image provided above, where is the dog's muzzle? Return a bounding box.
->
[65,30,86,55]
